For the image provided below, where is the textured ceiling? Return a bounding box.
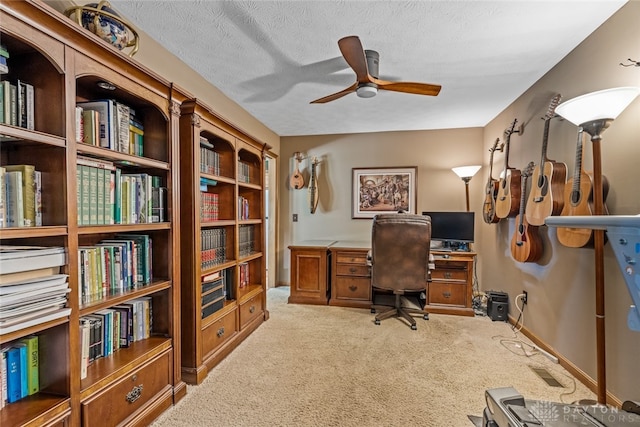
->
[109,1,626,137]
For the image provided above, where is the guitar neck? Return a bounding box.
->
[539,118,551,167]
[572,129,585,192]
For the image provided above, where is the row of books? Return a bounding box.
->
[239,225,256,257]
[77,156,166,225]
[79,235,152,305]
[200,192,219,222]
[0,246,70,335]
[0,79,34,130]
[0,335,39,407]
[201,228,227,270]
[200,269,227,319]
[0,164,42,228]
[79,296,152,379]
[75,100,144,156]
[200,137,221,176]
[237,160,252,184]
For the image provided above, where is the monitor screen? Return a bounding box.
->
[421,211,475,243]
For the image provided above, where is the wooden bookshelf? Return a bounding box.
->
[178,99,268,385]
[0,2,185,426]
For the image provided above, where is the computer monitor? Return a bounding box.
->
[421,211,475,250]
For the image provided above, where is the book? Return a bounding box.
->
[5,170,24,227]
[80,319,91,379]
[0,266,61,286]
[1,81,10,124]
[115,101,130,153]
[0,348,7,408]
[8,82,17,126]
[0,166,5,227]
[14,343,28,398]
[0,246,66,275]
[34,170,42,226]
[5,346,21,403]
[82,109,100,146]
[19,335,38,395]
[4,165,36,227]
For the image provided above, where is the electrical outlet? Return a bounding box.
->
[292,214,298,222]
[522,291,528,305]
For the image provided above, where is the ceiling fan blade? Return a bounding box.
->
[373,77,442,96]
[338,36,371,83]
[310,83,358,104]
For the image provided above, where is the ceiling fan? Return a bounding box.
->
[310,35,442,104]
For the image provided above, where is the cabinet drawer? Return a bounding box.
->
[334,277,371,301]
[239,292,263,329]
[335,252,368,265]
[428,282,467,306]
[433,260,468,270]
[81,350,171,426]
[336,264,370,277]
[202,308,238,357]
[431,269,468,281]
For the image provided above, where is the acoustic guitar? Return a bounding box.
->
[525,94,567,226]
[308,157,319,214]
[495,119,521,219]
[289,152,304,190]
[511,162,543,263]
[556,129,610,248]
[482,138,504,224]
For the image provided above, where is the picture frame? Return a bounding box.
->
[352,167,417,219]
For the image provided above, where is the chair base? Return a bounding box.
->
[371,293,429,330]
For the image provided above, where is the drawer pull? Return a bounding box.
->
[217,327,225,337]
[444,272,452,279]
[249,305,255,314]
[126,385,143,404]
[349,285,358,292]
[349,267,357,273]
[442,292,451,298]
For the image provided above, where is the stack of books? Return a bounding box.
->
[0,246,70,335]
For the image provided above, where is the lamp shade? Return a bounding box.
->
[555,87,640,126]
[452,165,481,179]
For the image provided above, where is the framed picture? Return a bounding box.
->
[352,167,417,219]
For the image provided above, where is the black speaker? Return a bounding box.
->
[487,291,509,322]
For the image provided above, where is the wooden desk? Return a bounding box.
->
[288,240,335,305]
[329,241,371,308]
[288,241,476,317]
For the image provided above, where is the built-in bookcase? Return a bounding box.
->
[0,2,184,426]
[179,99,268,385]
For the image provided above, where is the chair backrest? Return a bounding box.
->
[370,213,431,292]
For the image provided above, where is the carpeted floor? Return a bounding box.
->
[152,286,595,427]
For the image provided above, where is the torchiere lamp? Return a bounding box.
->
[555,86,640,404]
[452,165,482,212]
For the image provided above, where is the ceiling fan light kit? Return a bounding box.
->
[310,35,441,104]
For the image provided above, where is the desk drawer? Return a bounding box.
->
[428,282,466,306]
[334,277,371,301]
[336,264,370,277]
[431,269,468,281]
[335,252,368,265]
[239,292,263,329]
[81,350,171,426]
[202,308,238,357]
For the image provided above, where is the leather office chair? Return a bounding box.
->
[369,213,431,330]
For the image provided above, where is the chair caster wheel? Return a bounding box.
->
[423,314,429,320]
[411,325,417,330]
[371,308,376,313]
[375,320,381,325]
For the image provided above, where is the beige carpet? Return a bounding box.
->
[152,287,594,427]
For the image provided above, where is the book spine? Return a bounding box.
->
[0,166,5,228]
[25,82,34,130]
[5,171,24,227]
[89,166,98,225]
[20,336,38,395]
[4,165,35,227]
[0,349,7,408]
[6,347,21,403]
[17,343,27,398]
[34,170,42,226]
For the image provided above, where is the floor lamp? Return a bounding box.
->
[452,165,481,212]
[555,86,640,404]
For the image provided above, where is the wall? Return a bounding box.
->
[280,1,639,403]
[278,127,483,276]
[479,1,639,402]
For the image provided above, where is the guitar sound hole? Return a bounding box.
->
[571,191,580,204]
